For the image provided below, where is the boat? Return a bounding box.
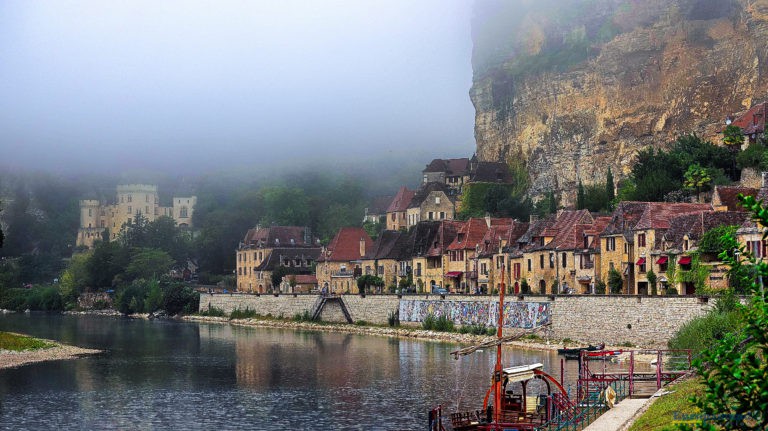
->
[429,265,576,431]
[557,343,605,357]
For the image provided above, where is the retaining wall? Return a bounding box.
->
[199,293,716,347]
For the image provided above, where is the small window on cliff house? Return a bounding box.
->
[638,233,646,247]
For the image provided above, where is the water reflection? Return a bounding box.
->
[0,314,576,430]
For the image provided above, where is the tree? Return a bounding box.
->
[683,163,712,201]
[722,124,744,148]
[679,193,768,430]
[576,180,586,210]
[646,269,657,296]
[357,274,384,295]
[608,268,623,294]
[605,167,615,203]
[124,248,174,281]
[699,225,740,258]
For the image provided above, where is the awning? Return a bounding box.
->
[656,256,668,265]
[678,256,692,265]
[445,271,463,278]
[636,257,646,266]
[502,363,543,383]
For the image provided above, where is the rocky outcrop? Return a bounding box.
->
[471,0,768,205]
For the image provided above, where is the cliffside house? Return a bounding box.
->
[711,185,758,212]
[405,182,456,227]
[730,101,767,147]
[422,157,471,196]
[316,227,373,294]
[385,186,415,231]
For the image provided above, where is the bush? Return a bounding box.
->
[595,280,607,294]
[460,323,493,335]
[667,310,742,355]
[387,310,399,327]
[199,306,226,317]
[292,310,313,322]
[162,283,199,315]
[434,315,455,332]
[355,320,368,326]
[230,307,258,319]
[422,313,437,330]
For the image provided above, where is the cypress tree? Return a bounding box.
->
[606,167,615,202]
[577,180,585,210]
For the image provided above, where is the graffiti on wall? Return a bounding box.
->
[399,300,550,329]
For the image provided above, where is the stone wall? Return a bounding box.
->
[199,293,716,347]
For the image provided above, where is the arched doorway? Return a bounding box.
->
[538,280,546,294]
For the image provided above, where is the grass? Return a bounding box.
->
[628,378,704,431]
[0,332,55,351]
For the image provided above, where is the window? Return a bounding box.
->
[428,212,433,220]
[527,259,532,272]
[539,255,544,269]
[435,196,441,204]
[254,252,257,260]
[638,233,646,247]
[100,220,105,228]
[480,263,487,275]
[180,206,188,218]
[624,243,629,253]
[88,208,92,217]
[378,265,384,274]
[127,206,132,214]
[128,195,132,202]
[683,239,689,251]
[562,253,567,268]
[513,263,521,280]
[440,212,445,219]
[146,195,149,202]
[549,253,554,269]
[145,206,149,214]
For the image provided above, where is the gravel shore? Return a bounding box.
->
[183,314,565,352]
[0,336,102,370]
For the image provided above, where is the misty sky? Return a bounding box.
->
[0,1,475,175]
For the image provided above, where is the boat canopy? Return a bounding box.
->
[501,363,543,383]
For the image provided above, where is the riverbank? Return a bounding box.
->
[183,314,590,352]
[0,332,102,370]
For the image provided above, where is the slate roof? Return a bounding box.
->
[386,186,415,213]
[423,220,464,257]
[254,247,322,271]
[364,230,413,261]
[242,226,313,248]
[731,101,767,135]
[423,158,470,175]
[407,182,453,209]
[663,211,750,250]
[477,219,519,258]
[366,195,394,215]
[634,203,712,231]
[531,210,594,251]
[713,186,759,212]
[585,216,612,250]
[319,227,373,262]
[470,161,513,183]
[516,217,556,251]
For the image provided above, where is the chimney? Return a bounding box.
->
[359,237,366,257]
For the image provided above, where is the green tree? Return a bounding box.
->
[683,163,712,200]
[143,279,163,313]
[60,251,92,304]
[722,124,744,148]
[605,167,615,203]
[357,274,384,295]
[699,225,740,258]
[678,194,768,430]
[647,269,657,296]
[608,268,623,294]
[124,249,174,281]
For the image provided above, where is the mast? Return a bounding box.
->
[493,261,506,426]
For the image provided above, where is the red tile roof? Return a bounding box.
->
[447,218,490,251]
[386,186,415,213]
[731,101,767,135]
[320,227,373,262]
[634,202,712,231]
[539,210,594,251]
[426,220,464,257]
[713,186,759,212]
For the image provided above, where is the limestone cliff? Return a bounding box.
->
[471,0,768,205]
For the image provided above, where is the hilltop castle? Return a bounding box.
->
[76,184,196,248]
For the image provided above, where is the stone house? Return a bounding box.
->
[316,227,373,294]
[711,185,758,212]
[385,186,415,231]
[422,158,470,196]
[405,182,455,227]
[478,220,527,294]
[360,230,413,292]
[235,226,319,293]
[363,195,394,224]
[729,101,767,147]
[572,216,611,293]
[515,217,555,294]
[661,211,749,294]
[444,217,512,294]
[410,220,462,292]
[279,274,318,294]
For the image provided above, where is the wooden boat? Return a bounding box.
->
[429,265,575,431]
[557,343,605,356]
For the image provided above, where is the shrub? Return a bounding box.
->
[422,313,437,330]
[667,310,742,356]
[434,315,455,332]
[355,320,368,326]
[230,307,258,319]
[199,306,226,317]
[387,310,399,327]
[292,310,313,322]
[595,280,606,294]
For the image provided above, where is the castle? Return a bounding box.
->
[76,184,196,248]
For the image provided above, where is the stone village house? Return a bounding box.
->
[316,227,373,294]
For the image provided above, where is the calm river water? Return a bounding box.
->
[0,314,578,430]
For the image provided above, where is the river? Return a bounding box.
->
[0,314,578,430]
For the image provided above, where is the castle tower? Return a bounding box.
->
[76,199,105,248]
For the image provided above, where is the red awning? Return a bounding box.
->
[445,271,463,278]
[656,256,668,265]
[636,257,646,266]
[678,256,692,265]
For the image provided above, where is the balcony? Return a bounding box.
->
[331,270,356,278]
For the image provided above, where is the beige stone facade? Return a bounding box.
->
[76,184,196,248]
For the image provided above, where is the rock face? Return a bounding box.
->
[471,0,768,205]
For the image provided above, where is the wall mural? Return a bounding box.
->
[399,300,550,329]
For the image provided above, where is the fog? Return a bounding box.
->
[0,0,474,176]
